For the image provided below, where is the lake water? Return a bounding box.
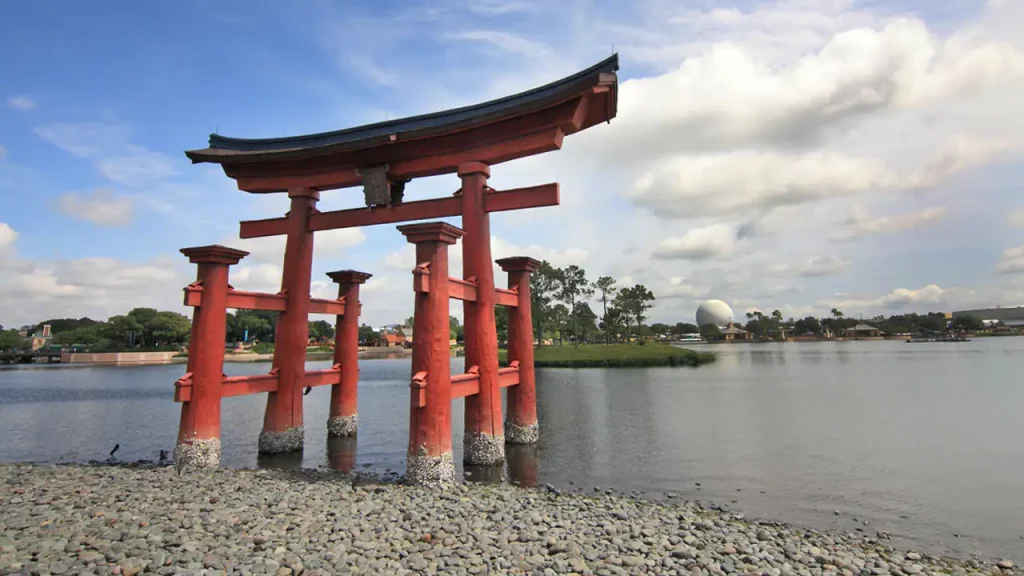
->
[1,339,1022,561]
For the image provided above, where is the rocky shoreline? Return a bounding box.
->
[0,464,1016,576]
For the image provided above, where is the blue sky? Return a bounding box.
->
[2,0,1023,328]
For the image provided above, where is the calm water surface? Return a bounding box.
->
[1,339,1022,560]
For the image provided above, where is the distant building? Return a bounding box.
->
[720,323,751,341]
[383,333,406,347]
[399,325,414,343]
[845,324,883,339]
[30,324,53,350]
[952,306,1024,327]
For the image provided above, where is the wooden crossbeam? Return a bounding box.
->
[449,278,477,302]
[304,364,342,387]
[239,183,559,239]
[411,366,520,408]
[183,285,346,316]
[495,288,519,307]
[174,365,344,402]
[308,298,346,316]
[498,366,520,388]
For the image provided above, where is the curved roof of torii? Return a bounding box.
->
[184,54,619,192]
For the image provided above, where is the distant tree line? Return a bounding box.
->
[0,308,345,353]
[643,308,987,341]
[0,308,191,353]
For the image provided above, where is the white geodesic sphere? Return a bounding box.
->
[695,300,734,327]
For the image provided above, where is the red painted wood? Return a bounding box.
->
[237,215,290,239]
[222,372,280,398]
[174,372,193,403]
[498,365,520,388]
[484,183,559,214]
[327,270,371,423]
[400,223,463,459]
[308,297,346,316]
[448,277,477,302]
[224,98,590,192]
[459,163,503,445]
[496,257,541,432]
[304,364,342,388]
[176,246,247,445]
[412,264,430,293]
[311,197,463,233]
[495,288,519,307]
[262,189,318,439]
[239,184,560,239]
[186,287,345,316]
[226,290,287,312]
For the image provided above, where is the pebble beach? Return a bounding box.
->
[0,464,1017,576]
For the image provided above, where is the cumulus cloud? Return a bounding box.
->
[816,284,947,312]
[0,225,191,325]
[829,206,948,241]
[629,139,1015,219]
[652,224,737,260]
[1008,209,1024,228]
[996,247,1024,275]
[6,95,36,110]
[768,255,851,278]
[0,222,16,250]
[51,188,134,227]
[597,18,1024,165]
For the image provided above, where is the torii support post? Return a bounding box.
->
[400,222,463,485]
[174,245,249,469]
[325,270,372,437]
[497,257,541,443]
[459,162,505,465]
[259,187,319,454]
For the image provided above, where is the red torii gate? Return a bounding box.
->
[173,55,619,484]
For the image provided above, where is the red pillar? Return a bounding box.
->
[458,161,504,465]
[399,222,463,485]
[175,245,248,469]
[496,257,541,443]
[260,187,318,453]
[325,270,372,437]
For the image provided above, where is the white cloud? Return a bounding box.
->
[96,148,177,184]
[51,188,134,227]
[996,247,1024,274]
[34,121,179,186]
[769,255,851,278]
[0,222,16,250]
[628,141,1013,219]
[1008,209,1024,228]
[6,95,36,111]
[816,284,948,312]
[829,206,948,241]
[596,18,1024,164]
[345,55,399,87]
[34,122,133,158]
[0,227,191,326]
[652,224,738,260]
